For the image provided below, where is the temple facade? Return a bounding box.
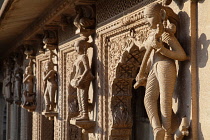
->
[0,0,209,140]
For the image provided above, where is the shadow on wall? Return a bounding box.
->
[197,33,210,68]
[173,11,191,139]
[197,33,210,140]
[173,0,188,10]
[175,3,209,139]
[174,11,191,117]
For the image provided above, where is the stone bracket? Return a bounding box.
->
[42,112,58,121]
[70,120,96,134]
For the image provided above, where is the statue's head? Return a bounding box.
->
[25,66,33,75]
[45,61,54,71]
[74,40,87,54]
[144,3,166,29]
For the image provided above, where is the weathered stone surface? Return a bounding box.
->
[0,0,209,140]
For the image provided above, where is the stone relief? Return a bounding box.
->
[43,60,58,113]
[12,52,24,105]
[69,2,96,137]
[3,58,14,103]
[68,55,79,118]
[70,39,94,121]
[59,41,82,140]
[74,4,95,40]
[96,0,191,139]
[22,48,36,112]
[14,67,23,105]
[42,27,59,120]
[133,2,189,140]
[110,31,146,139]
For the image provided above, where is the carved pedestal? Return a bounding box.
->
[70,120,96,133]
[70,120,96,140]
[42,112,58,120]
[22,92,36,112]
[22,105,36,112]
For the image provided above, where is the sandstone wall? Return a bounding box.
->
[197,0,210,139]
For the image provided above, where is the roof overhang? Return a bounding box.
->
[0,0,96,58]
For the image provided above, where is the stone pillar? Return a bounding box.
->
[20,108,32,140]
[10,104,21,140]
[6,103,11,140]
[0,96,6,140]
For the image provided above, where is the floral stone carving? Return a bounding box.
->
[133,2,189,140]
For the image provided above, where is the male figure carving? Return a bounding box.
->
[134,3,188,140]
[70,40,94,121]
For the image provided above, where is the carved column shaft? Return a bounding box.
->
[0,96,6,140]
[10,104,20,140]
[20,108,32,140]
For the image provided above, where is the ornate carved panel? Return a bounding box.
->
[95,1,156,139]
[58,38,82,140]
[33,53,54,140]
[96,0,156,24]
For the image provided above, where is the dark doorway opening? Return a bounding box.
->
[132,83,153,140]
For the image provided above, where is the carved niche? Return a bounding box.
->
[34,52,54,140]
[109,29,146,139]
[96,0,190,139]
[95,0,153,139]
[59,39,82,140]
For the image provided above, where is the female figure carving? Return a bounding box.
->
[70,39,94,121]
[43,60,58,112]
[22,66,34,106]
[134,3,187,140]
[14,68,23,104]
[5,73,12,101]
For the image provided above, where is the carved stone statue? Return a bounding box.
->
[134,3,189,140]
[21,48,37,111]
[4,73,12,101]
[3,60,14,103]
[43,60,58,113]
[14,67,23,105]
[70,39,94,121]
[74,5,95,40]
[22,65,35,109]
